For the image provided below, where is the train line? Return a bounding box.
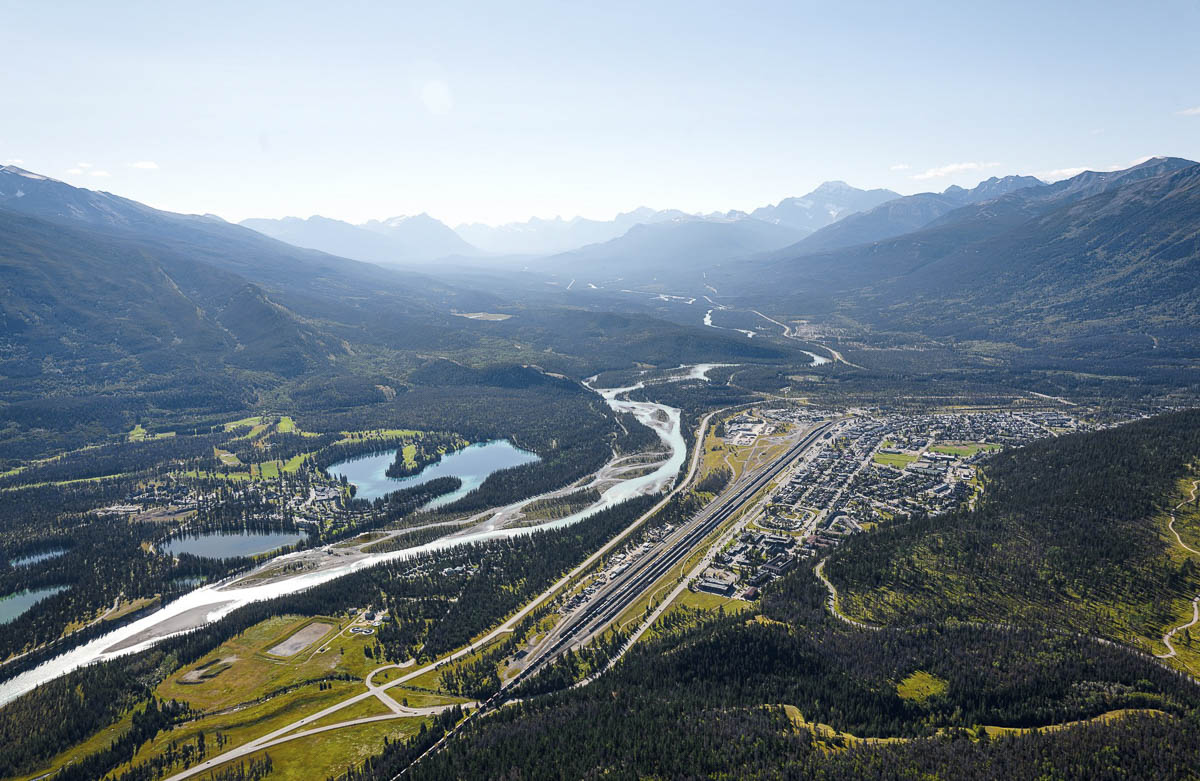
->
[518,419,833,675]
[398,420,833,775]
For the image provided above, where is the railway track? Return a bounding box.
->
[521,420,833,672]
[398,420,833,775]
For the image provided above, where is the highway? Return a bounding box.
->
[397,419,833,776]
[391,419,836,776]
[515,419,833,677]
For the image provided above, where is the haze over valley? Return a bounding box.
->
[2,3,1200,779]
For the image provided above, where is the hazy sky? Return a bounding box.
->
[3,1,1198,225]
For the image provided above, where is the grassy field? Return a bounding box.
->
[872,452,917,469]
[215,447,242,466]
[334,428,420,445]
[670,589,751,614]
[116,681,363,778]
[208,716,431,781]
[224,415,264,432]
[647,589,751,638]
[896,670,948,702]
[128,424,175,442]
[303,694,394,729]
[929,442,998,457]
[158,614,378,712]
[385,686,472,709]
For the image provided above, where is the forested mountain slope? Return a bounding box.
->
[394,554,1200,780]
[734,158,1200,353]
[546,217,805,277]
[0,167,791,461]
[789,174,1042,252]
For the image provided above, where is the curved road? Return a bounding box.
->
[815,558,879,631]
[1158,479,1200,659]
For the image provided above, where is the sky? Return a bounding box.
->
[2,0,1198,226]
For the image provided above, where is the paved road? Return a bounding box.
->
[750,309,861,368]
[814,558,879,631]
[521,421,833,667]
[397,419,833,775]
[1158,480,1200,659]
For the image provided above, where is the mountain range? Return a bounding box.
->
[4,154,1197,418]
[729,156,1200,354]
[541,215,806,278]
[241,213,478,265]
[791,175,1044,253]
[748,180,899,232]
[455,207,694,256]
[0,164,785,454]
[240,180,906,264]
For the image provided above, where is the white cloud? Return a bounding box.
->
[66,168,83,175]
[912,161,1000,180]
[1176,106,1200,116]
[3,158,23,165]
[889,163,910,171]
[419,80,454,115]
[130,160,159,169]
[89,170,111,177]
[1037,166,1087,182]
[77,162,93,168]
[1035,155,1163,182]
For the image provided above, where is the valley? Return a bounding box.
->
[2,150,1199,780]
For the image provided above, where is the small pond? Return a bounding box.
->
[8,549,67,567]
[163,531,307,559]
[0,586,69,624]
[326,439,540,507]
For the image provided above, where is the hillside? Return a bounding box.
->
[397,552,1200,779]
[0,167,794,460]
[546,216,804,278]
[734,159,1200,357]
[826,409,1200,661]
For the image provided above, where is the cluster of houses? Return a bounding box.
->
[700,529,799,596]
[694,408,1088,598]
[94,470,356,539]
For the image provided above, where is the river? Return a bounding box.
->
[0,372,693,706]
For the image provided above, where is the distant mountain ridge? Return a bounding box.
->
[544,216,805,277]
[454,181,900,256]
[454,207,693,256]
[791,174,1044,253]
[749,180,899,233]
[736,157,1200,352]
[241,212,477,265]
